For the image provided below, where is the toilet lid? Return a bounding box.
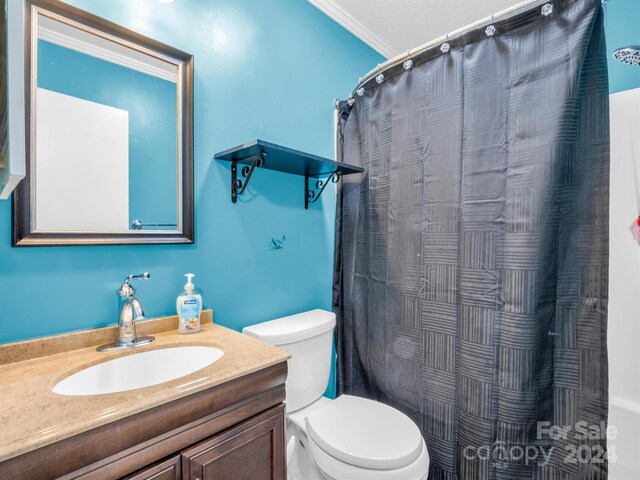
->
[305,395,423,470]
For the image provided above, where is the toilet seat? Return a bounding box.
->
[305,395,424,470]
[300,395,429,480]
[306,426,429,480]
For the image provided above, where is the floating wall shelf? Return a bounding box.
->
[214,139,364,209]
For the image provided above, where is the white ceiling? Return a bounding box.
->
[309,0,524,58]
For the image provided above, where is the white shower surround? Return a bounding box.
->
[608,88,640,480]
[34,88,130,232]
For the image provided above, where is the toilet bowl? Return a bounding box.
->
[243,309,430,480]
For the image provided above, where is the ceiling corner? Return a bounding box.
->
[308,0,394,59]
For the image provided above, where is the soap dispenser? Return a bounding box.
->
[177,273,202,334]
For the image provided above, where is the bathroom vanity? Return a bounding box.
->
[0,312,289,479]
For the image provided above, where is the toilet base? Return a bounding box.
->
[287,432,323,480]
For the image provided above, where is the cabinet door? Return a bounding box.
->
[182,405,285,480]
[123,455,181,480]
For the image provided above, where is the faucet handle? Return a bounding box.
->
[124,272,151,285]
[119,272,150,297]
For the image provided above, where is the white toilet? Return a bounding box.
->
[243,309,430,480]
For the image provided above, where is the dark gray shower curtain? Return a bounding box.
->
[334,0,609,478]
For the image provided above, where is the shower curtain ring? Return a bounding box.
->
[403,50,413,70]
[441,33,451,54]
[375,64,385,84]
[486,14,497,36]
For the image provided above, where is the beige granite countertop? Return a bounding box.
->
[0,313,290,462]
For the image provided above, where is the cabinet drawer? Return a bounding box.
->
[182,405,285,480]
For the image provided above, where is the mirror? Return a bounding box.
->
[13,0,193,245]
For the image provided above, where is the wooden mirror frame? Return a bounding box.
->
[12,0,194,246]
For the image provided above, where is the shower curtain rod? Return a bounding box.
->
[353,0,555,91]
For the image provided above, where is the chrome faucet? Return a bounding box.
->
[97,273,155,352]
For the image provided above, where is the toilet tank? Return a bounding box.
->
[243,309,336,412]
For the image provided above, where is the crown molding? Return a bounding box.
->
[38,25,177,83]
[308,0,395,59]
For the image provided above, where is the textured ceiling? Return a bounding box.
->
[309,0,524,58]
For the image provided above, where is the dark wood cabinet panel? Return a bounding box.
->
[182,405,285,480]
[124,455,181,480]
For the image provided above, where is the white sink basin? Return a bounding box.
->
[53,346,224,396]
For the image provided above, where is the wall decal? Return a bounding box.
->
[269,235,286,250]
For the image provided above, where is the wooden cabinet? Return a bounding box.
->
[124,406,285,480]
[183,406,284,480]
[0,362,287,480]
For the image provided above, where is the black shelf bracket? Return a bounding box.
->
[231,153,266,203]
[216,140,363,208]
[305,172,341,209]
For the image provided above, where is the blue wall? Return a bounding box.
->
[37,40,178,227]
[605,0,640,93]
[2,0,635,402]
[5,2,637,331]
[0,0,384,393]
